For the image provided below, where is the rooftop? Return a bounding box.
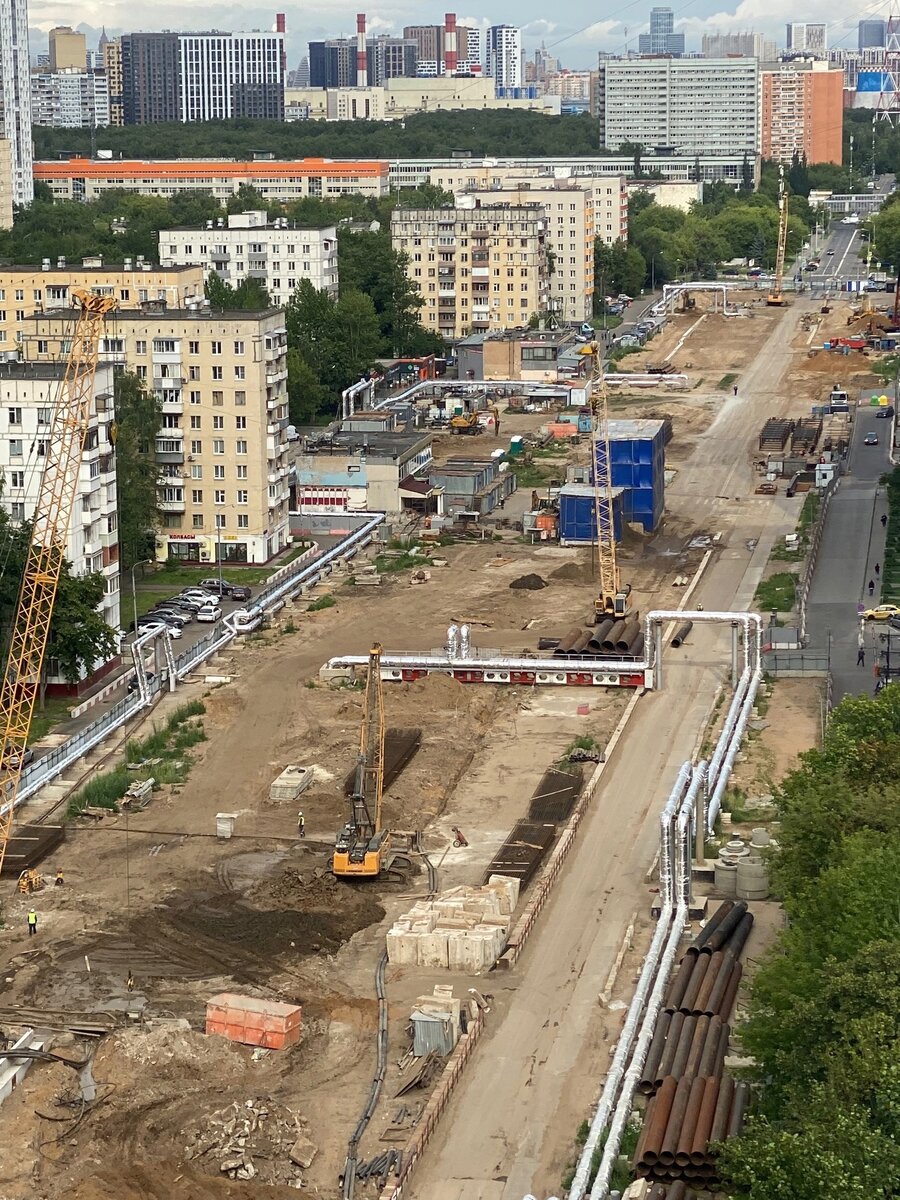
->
[24,306,285,323]
[606,418,667,438]
[0,261,202,274]
[459,328,575,347]
[302,430,431,459]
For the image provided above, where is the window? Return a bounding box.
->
[190,464,202,479]
[153,339,176,354]
[37,440,48,457]
[190,390,201,405]
[236,464,248,479]
[9,470,24,488]
[137,365,148,380]
[37,407,51,425]
[190,415,201,430]
[234,340,244,355]
[10,502,25,521]
[213,415,224,430]
[214,464,225,480]
[234,366,245,380]
[232,416,246,431]
[236,439,247,455]
[189,340,200,354]
[189,366,200,381]
[237,514,249,529]
[7,407,22,425]
[212,366,223,381]
[215,513,226,529]
[14,289,23,301]
[211,341,222,355]
[213,438,225,454]
[136,340,147,354]
[192,514,204,528]
[8,439,22,457]
[191,489,203,504]
[235,390,246,406]
[215,489,226,504]
[190,440,202,454]
[37,339,48,354]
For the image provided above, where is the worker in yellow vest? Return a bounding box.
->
[27,909,37,936]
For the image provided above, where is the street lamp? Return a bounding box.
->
[130,558,153,638]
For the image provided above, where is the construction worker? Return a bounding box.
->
[27,909,37,937]
[55,868,64,887]
[297,810,305,838]
[126,970,135,993]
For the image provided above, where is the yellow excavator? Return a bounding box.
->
[0,290,115,883]
[332,643,389,878]
[449,403,500,435]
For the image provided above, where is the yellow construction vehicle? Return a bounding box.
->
[589,343,631,619]
[449,409,481,435]
[767,166,789,307]
[0,290,116,881]
[333,643,389,878]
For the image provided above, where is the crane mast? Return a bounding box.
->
[767,166,789,307]
[590,343,629,618]
[0,290,116,878]
[333,643,388,877]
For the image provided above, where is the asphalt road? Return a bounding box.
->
[805,409,893,701]
[409,306,807,1200]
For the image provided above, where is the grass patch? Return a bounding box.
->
[307,594,337,612]
[375,551,434,573]
[555,734,600,770]
[509,461,560,488]
[146,563,276,588]
[754,571,798,613]
[67,700,206,818]
[29,696,74,742]
[717,372,738,391]
[132,588,178,620]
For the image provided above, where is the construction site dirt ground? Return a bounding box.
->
[0,522,708,1200]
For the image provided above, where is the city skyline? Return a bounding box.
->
[22,3,877,71]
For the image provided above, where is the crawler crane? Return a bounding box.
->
[333,643,389,878]
[767,166,790,307]
[590,343,631,618]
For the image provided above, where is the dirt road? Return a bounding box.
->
[409,304,808,1200]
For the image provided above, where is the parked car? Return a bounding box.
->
[180,588,216,602]
[864,431,880,445]
[139,619,182,639]
[227,584,252,602]
[128,671,156,695]
[199,578,232,596]
[149,607,192,625]
[863,603,900,621]
[875,406,895,418]
[196,604,222,622]
[1,745,34,769]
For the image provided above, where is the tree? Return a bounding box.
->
[225,183,272,215]
[874,202,900,273]
[205,273,271,311]
[113,371,161,571]
[337,227,435,356]
[594,238,647,304]
[740,153,753,193]
[286,347,331,424]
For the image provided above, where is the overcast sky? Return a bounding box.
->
[27,2,890,69]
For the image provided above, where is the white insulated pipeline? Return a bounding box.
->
[707,670,750,793]
[707,670,762,834]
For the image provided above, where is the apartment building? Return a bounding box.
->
[701,32,776,60]
[102,35,124,125]
[428,168,626,322]
[785,23,826,55]
[31,68,110,128]
[48,25,86,70]
[485,26,523,89]
[0,0,33,205]
[24,306,291,565]
[760,60,843,165]
[160,212,338,308]
[0,360,120,677]
[391,204,550,340]
[599,58,759,157]
[0,261,205,355]
[33,157,390,203]
[0,139,12,230]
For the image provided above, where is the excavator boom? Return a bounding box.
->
[590,343,630,618]
[333,643,387,877]
[0,290,115,878]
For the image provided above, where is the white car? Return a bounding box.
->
[180,588,216,603]
[196,604,222,622]
[139,620,182,640]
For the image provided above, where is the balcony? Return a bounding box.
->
[266,367,288,385]
[154,374,184,389]
[472,267,489,279]
[158,498,186,513]
[439,288,456,298]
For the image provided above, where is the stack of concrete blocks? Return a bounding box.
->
[269,766,312,802]
[386,875,520,974]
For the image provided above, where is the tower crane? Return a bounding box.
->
[333,642,389,878]
[767,166,789,307]
[0,290,116,880]
[589,343,630,619]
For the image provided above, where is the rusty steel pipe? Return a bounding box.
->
[667,1182,688,1200]
[588,618,614,649]
[725,911,754,960]
[705,952,736,1016]
[693,951,724,1014]
[657,1011,686,1080]
[690,1075,721,1164]
[664,956,696,1012]
[688,900,735,956]
[679,955,711,1014]
[629,633,645,659]
[709,1074,735,1146]
[601,619,627,650]
[637,1074,678,1166]
[670,1016,698,1079]
[615,616,641,651]
[659,1075,694,1166]
[571,630,593,654]
[718,961,743,1020]
[675,1075,708,1166]
[705,900,748,952]
[670,620,693,648]
[555,626,583,654]
[727,1080,751,1139]
[683,1014,711,1080]
[697,1015,724,1077]
[640,1010,672,1095]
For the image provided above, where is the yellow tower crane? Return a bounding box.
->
[0,290,116,880]
[333,643,388,878]
[590,342,630,618]
[767,166,790,307]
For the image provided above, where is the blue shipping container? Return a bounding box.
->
[594,419,666,532]
[558,485,624,546]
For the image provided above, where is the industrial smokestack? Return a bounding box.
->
[356,12,368,87]
[275,14,287,81]
[444,12,458,75]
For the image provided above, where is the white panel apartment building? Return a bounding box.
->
[25,306,291,565]
[485,25,523,88]
[0,0,33,204]
[159,211,339,308]
[31,68,111,128]
[600,58,759,157]
[429,166,628,323]
[0,361,120,665]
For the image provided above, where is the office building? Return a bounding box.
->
[859,20,886,49]
[430,166,629,321]
[367,36,417,85]
[638,7,685,56]
[0,139,12,229]
[760,60,843,165]
[391,204,550,340]
[25,307,292,565]
[48,25,86,70]
[31,69,110,128]
[0,0,33,206]
[701,32,776,60]
[160,212,338,308]
[0,260,205,354]
[34,157,390,203]
[0,361,120,672]
[785,23,827,54]
[486,26,523,89]
[287,56,310,87]
[102,35,123,125]
[122,29,284,125]
[308,38,355,87]
[599,58,759,156]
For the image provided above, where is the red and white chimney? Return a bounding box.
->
[444,13,458,75]
[276,13,286,80]
[356,13,368,87]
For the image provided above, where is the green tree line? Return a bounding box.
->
[716,679,900,1200]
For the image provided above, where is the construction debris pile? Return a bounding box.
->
[182,1097,315,1187]
[386,875,519,972]
[633,901,753,1189]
